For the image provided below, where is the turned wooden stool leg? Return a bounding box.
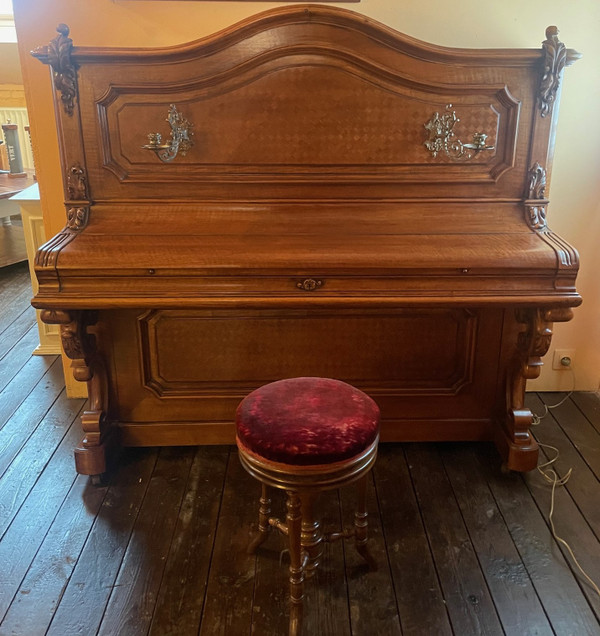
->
[286,490,304,636]
[299,491,322,577]
[248,483,271,554]
[354,474,377,571]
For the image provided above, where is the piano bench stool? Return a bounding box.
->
[235,377,380,635]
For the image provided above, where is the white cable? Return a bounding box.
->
[531,367,600,599]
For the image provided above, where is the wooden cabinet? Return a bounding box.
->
[31,6,581,479]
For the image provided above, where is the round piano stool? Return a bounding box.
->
[235,377,380,636]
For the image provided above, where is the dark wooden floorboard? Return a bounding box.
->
[0,353,57,431]
[442,444,554,636]
[1,266,600,635]
[198,451,259,636]
[0,420,82,621]
[539,392,600,480]
[0,262,29,296]
[0,474,107,636]
[149,446,229,636]
[477,443,600,635]
[46,447,159,636]
[0,306,36,362]
[0,361,74,479]
[374,444,452,636]
[527,393,600,540]
[340,473,402,636]
[572,392,600,436]
[0,391,84,538]
[0,326,46,394]
[97,447,196,636]
[407,444,504,636]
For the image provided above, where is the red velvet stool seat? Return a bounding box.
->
[236,377,380,635]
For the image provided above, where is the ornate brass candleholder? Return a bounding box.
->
[142,104,194,163]
[424,104,495,161]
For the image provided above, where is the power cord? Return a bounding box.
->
[530,367,600,599]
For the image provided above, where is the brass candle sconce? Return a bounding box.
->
[424,104,495,161]
[142,104,194,163]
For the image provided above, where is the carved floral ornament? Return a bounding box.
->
[539,26,582,118]
[67,163,88,201]
[524,162,548,230]
[67,207,89,231]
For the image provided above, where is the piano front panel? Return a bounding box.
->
[100,306,505,444]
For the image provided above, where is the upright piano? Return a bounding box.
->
[31,5,581,481]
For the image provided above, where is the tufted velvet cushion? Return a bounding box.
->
[236,377,380,466]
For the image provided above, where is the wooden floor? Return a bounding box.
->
[0,260,599,636]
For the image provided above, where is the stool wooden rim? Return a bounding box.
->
[237,435,379,492]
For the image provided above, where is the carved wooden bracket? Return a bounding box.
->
[40,309,112,479]
[502,306,574,469]
[47,24,78,117]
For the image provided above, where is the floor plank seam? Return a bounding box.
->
[90,449,160,636]
[0,470,79,627]
[370,468,402,632]
[146,447,203,635]
[440,447,507,633]
[0,382,69,483]
[198,447,232,633]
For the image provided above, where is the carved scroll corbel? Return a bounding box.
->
[502,307,574,470]
[40,309,114,481]
[47,24,78,116]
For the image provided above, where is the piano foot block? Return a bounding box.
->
[494,426,539,473]
[74,427,121,483]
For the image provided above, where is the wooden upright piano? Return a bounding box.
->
[31,5,581,481]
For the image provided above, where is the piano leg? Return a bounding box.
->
[40,309,118,482]
[496,307,574,472]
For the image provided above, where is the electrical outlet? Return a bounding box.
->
[552,349,576,370]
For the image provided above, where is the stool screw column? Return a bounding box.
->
[299,491,323,576]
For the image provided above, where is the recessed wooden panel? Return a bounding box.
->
[102,307,504,430]
[138,308,476,397]
[98,64,515,181]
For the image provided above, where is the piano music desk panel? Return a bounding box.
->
[32,6,581,480]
